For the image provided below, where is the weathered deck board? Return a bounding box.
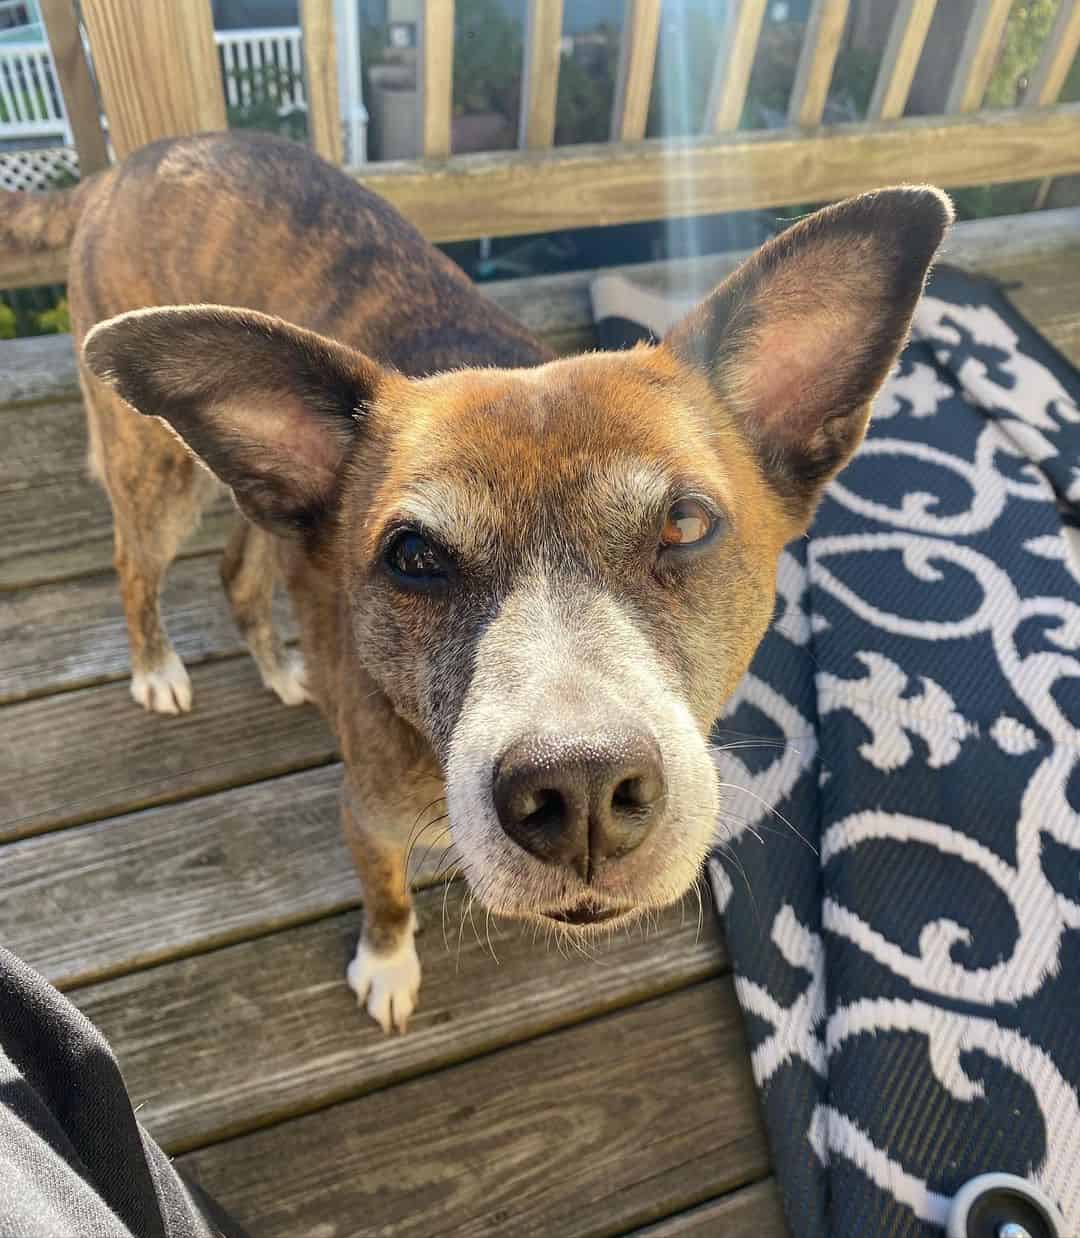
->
[181,980,767,1238]
[0,658,336,841]
[0,399,90,491]
[630,1177,786,1236]
[73,885,726,1153]
[0,557,295,704]
[0,474,235,590]
[0,765,351,985]
[1002,257,1080,366]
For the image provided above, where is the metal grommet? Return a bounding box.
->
[947,1173,1065,1238]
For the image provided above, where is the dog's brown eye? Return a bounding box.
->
[385,531,448,585]
[661,499,714,548]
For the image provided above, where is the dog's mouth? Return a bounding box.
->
[540,900,632,927]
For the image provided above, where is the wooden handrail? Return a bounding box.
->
[5,106,1080,291]
[867,0,939,122]
[520,0,564,150]
[610,0,661,143]
[705,0,768,135]
[355,107,1080,243]
[788,0,850,128]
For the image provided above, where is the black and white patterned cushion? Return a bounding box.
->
[593,265,1080,1236]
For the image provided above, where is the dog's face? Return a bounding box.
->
[84,186,952,932]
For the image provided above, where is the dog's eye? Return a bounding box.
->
[660,499,714,548]
[385,531,449,585]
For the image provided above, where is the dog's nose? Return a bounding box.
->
[493,731,665,879]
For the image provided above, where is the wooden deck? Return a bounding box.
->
[2,210,1079,1237]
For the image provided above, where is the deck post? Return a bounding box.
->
[38,0,110,174]
[79,0,226,161]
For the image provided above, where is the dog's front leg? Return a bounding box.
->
[340,784,422,1034]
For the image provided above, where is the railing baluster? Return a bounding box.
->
[1024,0,1080,108]
[19,53,41,123]
[249,32,264,98]
[788,0,851,128]
[610,0,661,142]
[867,0,939,121]
[290,33,306,107]
[300,0,343,163]
[222,40,239,109]
[946,0,1013,114]
[704,0,767,134]
[238,37,251,106]
[420,0,455,157]
[261,37,277,101]
[39,0,110,171]
[0,58,20,128]
[519,0,563,149]
[30,51,49,123]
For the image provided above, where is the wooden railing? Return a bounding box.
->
[4,0,1080,289]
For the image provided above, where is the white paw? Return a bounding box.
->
[262,650,310,707]
[346,917,421,1035]
[131,651,192,715]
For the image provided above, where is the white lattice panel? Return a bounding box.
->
[0,146,79,192]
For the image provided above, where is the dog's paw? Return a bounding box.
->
[262,651,311,707]
[346,919,421,1035]
[131,652,193,716]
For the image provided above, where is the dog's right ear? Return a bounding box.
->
[84,305,390,538]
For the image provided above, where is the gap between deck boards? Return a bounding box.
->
[70,879,728,1155]
[176,978,767,1238]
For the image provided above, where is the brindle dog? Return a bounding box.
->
[4,132,951,1032]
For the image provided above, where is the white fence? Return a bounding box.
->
[0,26,306,147]
[215,26,305,112]
[0,22,368,165]
[0,41,70,143]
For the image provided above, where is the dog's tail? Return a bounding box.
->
[0,179,99,284]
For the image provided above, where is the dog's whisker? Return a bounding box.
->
[441,873,457,955]
[483,908,499,965]
[456,892,474,972]
[409,818,452,881]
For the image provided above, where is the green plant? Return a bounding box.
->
[35,297,70,334]
[453,0,523,125]
[49,165,79,189]
[0,285,68,339]
[985,0,1059,107]
[226,64,308,142]
[555,27,619,146]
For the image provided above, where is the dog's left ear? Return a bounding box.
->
[84,305,391,537]
[663,185,952,517]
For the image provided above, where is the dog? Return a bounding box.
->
[3,132,951,1033]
